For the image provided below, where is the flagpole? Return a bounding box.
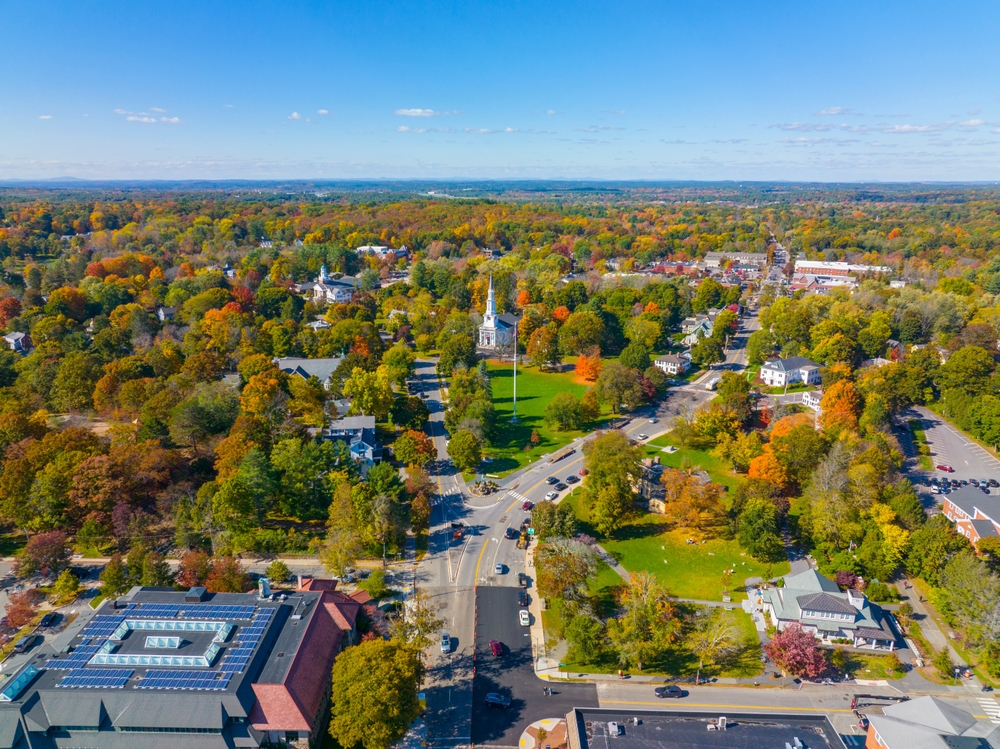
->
[511,317,518,423]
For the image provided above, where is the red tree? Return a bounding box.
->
[5,590,40,628]
[176,550,211,588]
[15,531,70,578]
[764,623,827,677]
[0,297,22,326]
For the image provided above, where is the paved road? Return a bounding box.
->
[471,588,597,746]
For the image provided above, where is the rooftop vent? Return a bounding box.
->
[185,586,207,603]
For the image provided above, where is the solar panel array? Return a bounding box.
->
[44,642,103,670]
[219,607,273,673]
[136,670,232,690]
[43,604,276,689]
[81,615,128,638]
[129,604,182,618]
[57,669,133,689]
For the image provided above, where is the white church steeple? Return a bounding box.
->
[485,274,497,320]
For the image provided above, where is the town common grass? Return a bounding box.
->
[642,434,740,494]
[483,362,609,476]
[565,490,789,601]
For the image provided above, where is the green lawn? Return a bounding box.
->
[566,491,789,601]
[481,363,611,476]
[560,604,763,678]
[642,435,740,494]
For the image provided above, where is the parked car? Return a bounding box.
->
[495,563,505,575]
[565,475,579,484]
[504,527,518,539]
[489,639,503,657]
[518,572,528,588]
[579,468,589,476]
[989,479,999,487]
[518,591,529,607]
[440,632,451,653]
[546,476,559,485]
[521,500,534,511]
[937,464,955,472]
[545,491,559,501]
[654,685,683,699]
[555,482,567,491]
[519,609,530,626]
[13,635,38,653]
[637,434,648,440]
[649,417,658,423]
[485,692,511,709]
[39,613,58,628]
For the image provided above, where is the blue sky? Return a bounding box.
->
[3,0,1000,181]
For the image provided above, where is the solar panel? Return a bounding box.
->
[81,615,127,637]
[136,670,231,690]
[46,642,103,670]
[57,669,133,689]
[130,604,182,618]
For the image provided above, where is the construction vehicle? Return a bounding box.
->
[516,532,529,549]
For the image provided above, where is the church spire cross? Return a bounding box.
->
[485,274,497,319]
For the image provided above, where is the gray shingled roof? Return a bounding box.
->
[947,486,1000,523]
[762,355,820,372]
[796,592,858,615]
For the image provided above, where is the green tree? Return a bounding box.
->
[527,323,561,369]
[535,538,598,600]
[595,362,644,413]
[531,500,578,540]
[52,568,80,601]
[737,498,785,562]
[343,365,395,420]
[558,310,605,354]
[582,431,642,535]
[140,551,175,587]
[382,342,416,387]
[746,329,779,366]
[690,336,724,367]
[100,553,129,597]
[448,430,481,472]
[49,352,102,412]
[938,346,996,396]
[619,342,651,371]
[266,559,291,583]
[565,614,605,665]
[392,430,436,467]
[544,392,583,431]
[330,639,424,749]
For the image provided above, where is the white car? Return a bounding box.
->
[637,434,648,440]
[545,491,559,501]
[519,609,530,626]
[440,632,451,653]
[494,562,504,575]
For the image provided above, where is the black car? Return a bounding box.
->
[546,476,559,485]
[555,482,568,491]
[39,613,58,627]
[518,572,528,588]
[990,479,999,488]
[518,591,529,606]
[654,685,683,698]
[504,527,518,540]
[565,475,580,484]
[484,692,511,709]
[13,634,38,654]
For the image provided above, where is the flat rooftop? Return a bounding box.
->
[570,708,845,749]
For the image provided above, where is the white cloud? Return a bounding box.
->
[464,128,493,134]
[959,119,985,127]
[602,109,626,115]
[814,107,861,116]
[39,115,52,120]
[160,117,181,124]
[150,107,166,113]
[114,108,130,115]
[879,122,953,133]
[317,109,329,115]
[224,104,235,108]
[577,125,624,132]
[288,112,302,120]
[394,108,459,117]
[546,109,559,115]
[126,115,157,123]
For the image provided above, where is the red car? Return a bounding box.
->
[521,500,533,511]
[579,468,589,476]
[489,639,503,657]
[937,464,955,473]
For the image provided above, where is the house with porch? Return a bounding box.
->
[654,352,690,376]
[759,569,897,650]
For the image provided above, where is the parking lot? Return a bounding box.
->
[472,587,597,746]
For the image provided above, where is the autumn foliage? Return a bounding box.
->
[575,353,602,382]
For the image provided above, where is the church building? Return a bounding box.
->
[478,275,518,349]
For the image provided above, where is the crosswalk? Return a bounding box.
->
[977,695,1000,724]
[505,491,529,505]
